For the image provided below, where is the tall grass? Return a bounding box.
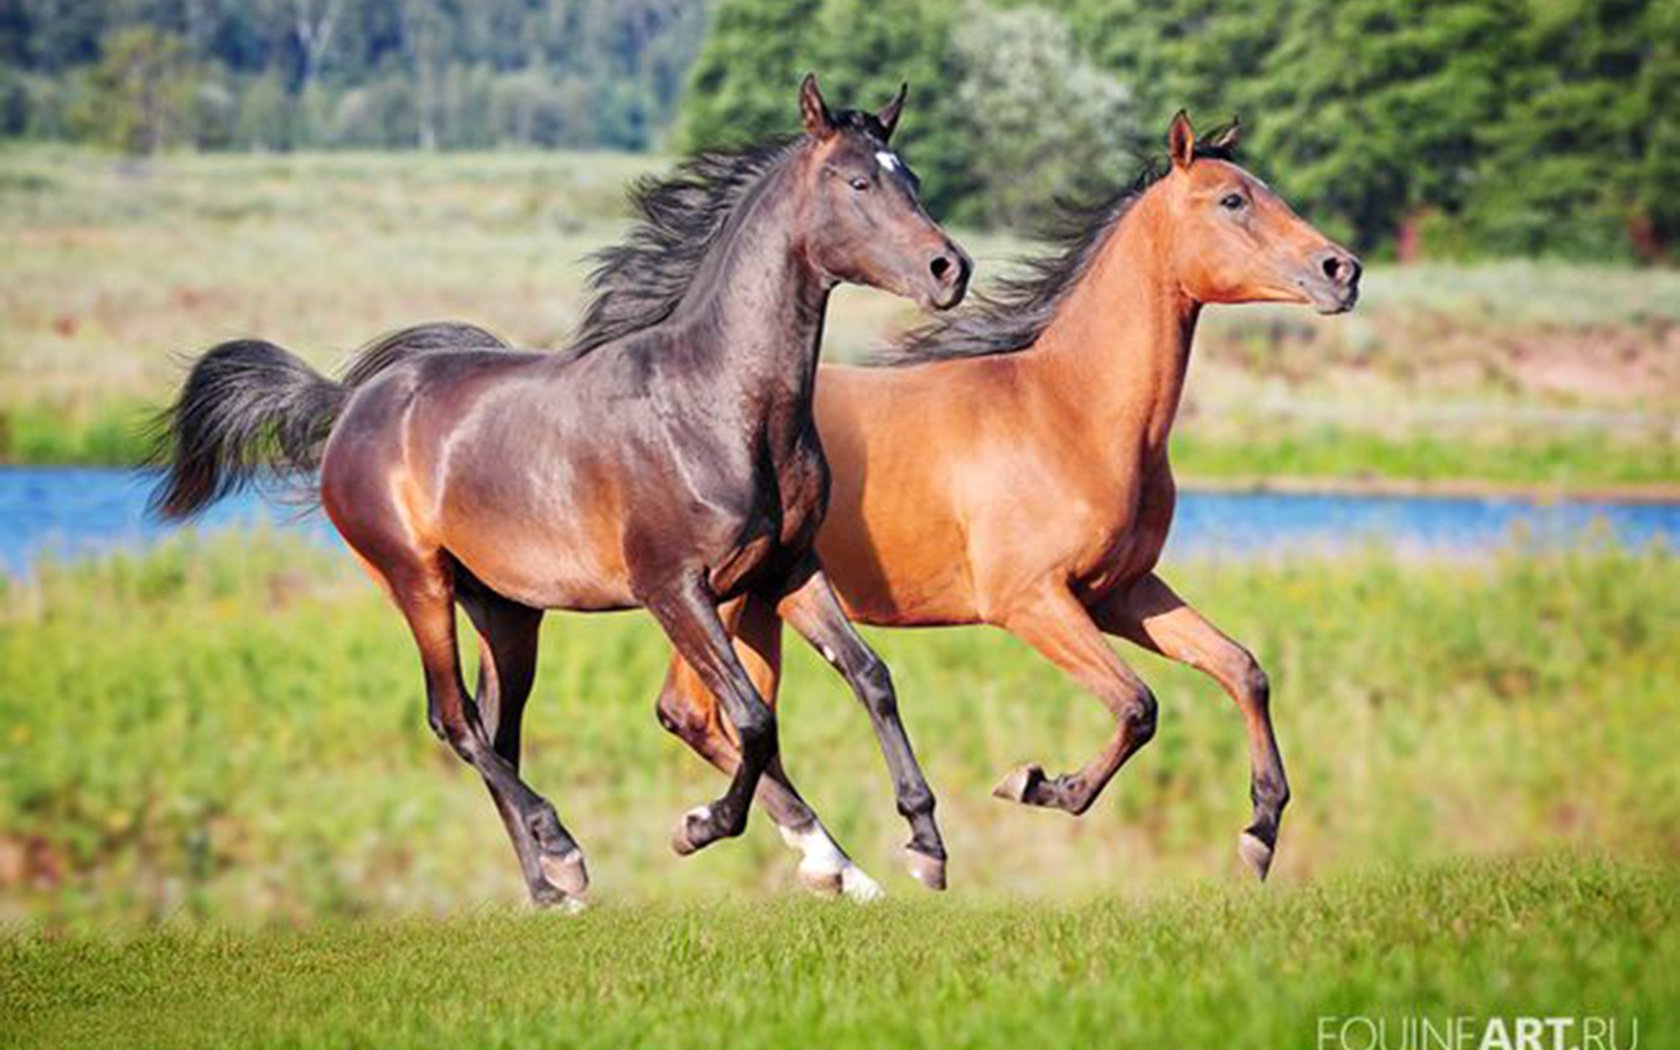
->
[1,536,1674,926]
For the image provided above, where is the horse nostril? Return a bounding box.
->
[1321,251,1361,286]
[930,256,954,283]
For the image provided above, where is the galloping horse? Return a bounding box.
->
[149,76,971,907]
[656,112,1361,889]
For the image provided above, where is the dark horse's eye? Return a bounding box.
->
[849,176,871,191]
[1220,193,1247,211]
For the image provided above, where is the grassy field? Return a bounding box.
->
[1,536,1674,924]
[1,533,1675,1045]
[2,145,1676,486]
[4,855,1671,1050]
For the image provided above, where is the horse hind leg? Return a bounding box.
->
[379,548,587,906]
[456,574,565,905]
[655,595,881,901]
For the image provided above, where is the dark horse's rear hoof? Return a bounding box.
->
[537,849,590,904]
[1238,829,1275,882]
[670,805,714,857]
[905,847,947,891]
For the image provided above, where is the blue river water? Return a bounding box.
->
[0,466,1673,576]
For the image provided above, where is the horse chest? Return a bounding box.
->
[708,442,827,596]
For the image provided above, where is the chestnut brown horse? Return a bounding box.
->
[148,76,970,908]
[655,112,1361,891]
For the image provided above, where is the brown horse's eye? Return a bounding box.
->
[849,176,871,192]
[1220,193,1247,211]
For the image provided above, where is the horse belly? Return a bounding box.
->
[437,456,636,612]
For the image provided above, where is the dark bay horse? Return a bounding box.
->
[657,113,1361,889]
[149,76,971,908]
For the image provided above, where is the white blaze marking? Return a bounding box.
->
[875,150,901,174]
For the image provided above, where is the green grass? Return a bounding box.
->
[2,145,1676,483]
[1171,423,1680,485]
[1,537,1675,925]
[3,855,1671,1050]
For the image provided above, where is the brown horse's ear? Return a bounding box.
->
[799,73,836,139]
[1168,110,1196,170]
[1209,116,1240,153]
[878,82,908,141]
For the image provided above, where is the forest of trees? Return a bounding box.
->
[683,0,1680,260]
[0,0,710,151]
[2,0,1676,260]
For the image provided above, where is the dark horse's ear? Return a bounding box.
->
[1208,116,1240,153]
[1168,110,1196,170]
[877,82,908,141]
[800,73,836,139]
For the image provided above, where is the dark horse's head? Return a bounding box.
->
[792,75,971,311]
[1156,112,1362,314]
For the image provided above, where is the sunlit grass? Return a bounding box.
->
[2,855,1672,1050]
[1,536,1674,925]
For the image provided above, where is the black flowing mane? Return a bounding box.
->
[876,133,1237,367]
[568,136,798,354]
[571,109,896,355]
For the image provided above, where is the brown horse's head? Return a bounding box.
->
[1154,112,1361,314]
[793,75,971,311]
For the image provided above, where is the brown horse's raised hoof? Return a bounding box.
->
[670,805,713,857]
[538,849,590,901]
[905,848,947,891]
[1238,830,1275,882]
[987,762,1041,803]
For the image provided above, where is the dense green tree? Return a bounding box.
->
[678,0,819,150]
[76,25,199,153]
[949,0,1135,227]
[1464,0,1663,258]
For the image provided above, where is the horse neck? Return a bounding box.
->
[1029,191,1199,468]
[677,160,830,410]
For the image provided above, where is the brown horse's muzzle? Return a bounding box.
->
[1297,246,1362,314]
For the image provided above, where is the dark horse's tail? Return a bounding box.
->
[147,321,510,521]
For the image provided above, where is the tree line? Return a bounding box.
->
[683,0,1679,261]
[3,0,1675,259]
[0,0,709,151]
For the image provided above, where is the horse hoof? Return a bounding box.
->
[538,849,590,899]
[670,805,712,857]
[905,848,947,892]
[841,866,886,904]
[1238,830,1274,882]
[992,763,1046,805]
[796,862,844,898]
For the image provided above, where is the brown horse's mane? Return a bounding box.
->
[875,131,1237,367]
[570,110,894,356]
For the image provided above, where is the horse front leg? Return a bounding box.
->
[644,574,781,856]
[776,559,948,891]
[990,583,1159,817]
[655,594,882,901]
[1092,572,1289,881]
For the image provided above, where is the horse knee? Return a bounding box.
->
[732,702,777,763]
